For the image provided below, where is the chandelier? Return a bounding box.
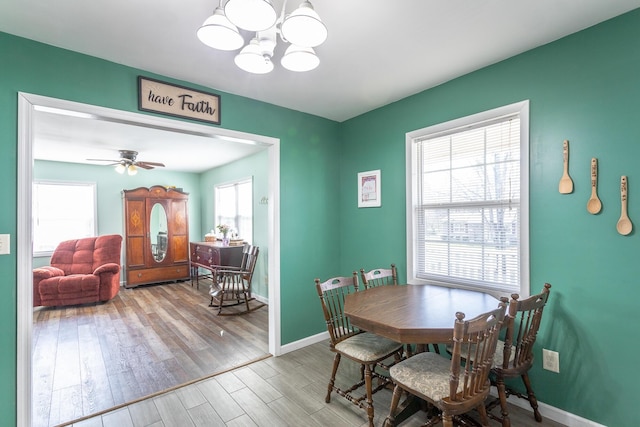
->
[197,0,327,73]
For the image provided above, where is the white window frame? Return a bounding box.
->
[406,100,530,297]
[214,177,253,243]
[33,180,98,257]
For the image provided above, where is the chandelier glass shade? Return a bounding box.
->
[280,1,327,47]
[224,0,277,32]
[280,45,319,72]
[197,0,327,73]
[234,37,275,74]
[197,7,244,50]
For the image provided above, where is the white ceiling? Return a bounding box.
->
[3,0,640,171]
[32,108,267,173]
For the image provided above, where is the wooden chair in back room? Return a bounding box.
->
[209,244,265,315]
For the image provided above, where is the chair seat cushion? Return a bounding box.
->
[39,274,100,297]
[390,352,462,401]
[492,340,516,367]
[335,332,402,362]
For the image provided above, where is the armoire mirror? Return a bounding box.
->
[149,202,168,262]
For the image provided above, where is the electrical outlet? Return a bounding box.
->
[0,234,9,255]
[542,349,560,373]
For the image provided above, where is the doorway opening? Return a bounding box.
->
[17,92,281,426]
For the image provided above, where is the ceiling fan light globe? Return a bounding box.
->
[197,7,245,51]
[115,164,126,174]
[281,1,327,47]
[127,165,138,176]
[224,0,277,32]
[281,45,319,72]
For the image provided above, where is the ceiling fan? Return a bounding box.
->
[88,150,165,175]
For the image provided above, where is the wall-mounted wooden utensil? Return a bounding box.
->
[616,175,633,235]
[558,140,573,194]
[586,158,602,214]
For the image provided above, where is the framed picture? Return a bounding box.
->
[358,169,381,208]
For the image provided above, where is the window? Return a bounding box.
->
[33,180,97,255]
[215,178,253,242]
[407,101,529,296]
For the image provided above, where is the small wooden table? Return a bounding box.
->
[189,241,244,289]
[344,284,500,345]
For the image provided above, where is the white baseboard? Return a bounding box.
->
[279,334,606,427]
[254,294,269,305]
[279,331,329,355]
[489,389,606,427]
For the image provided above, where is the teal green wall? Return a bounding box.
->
[339,9,640,426]
[3,8,639,426]
[0,32,340,426]
[199,149,270,297]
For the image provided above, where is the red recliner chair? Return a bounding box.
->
[33,234,123,307]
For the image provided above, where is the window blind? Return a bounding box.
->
[414,114,521,293]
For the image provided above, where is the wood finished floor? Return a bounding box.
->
[67,342,567,427]
[32,279,269,427]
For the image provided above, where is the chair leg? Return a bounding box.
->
[384,384,403,427]
[521,373,542,422]
[442,413,454,427]
[364,364,374,427]
[326,353,341,403]
[405,344,413,358]
[240,279,251,312]
[477,402,490,426]
[495,376,511,427]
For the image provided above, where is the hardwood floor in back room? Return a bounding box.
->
[31,279,269,427]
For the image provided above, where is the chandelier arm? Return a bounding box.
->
[277,0,289,42]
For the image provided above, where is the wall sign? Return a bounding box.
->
[138,76,221,125]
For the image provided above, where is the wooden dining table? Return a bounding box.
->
[344,284,501,345]
[344,284,501,425]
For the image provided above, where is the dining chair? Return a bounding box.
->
[315,274,404,427]
[209,244,265,315]
[486,283,552,426]
[360,264,397,289]
[384,299,508,427]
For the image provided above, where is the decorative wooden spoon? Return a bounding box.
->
[616,176,633,235]
[586,158,602,214]
[558,140,573,194]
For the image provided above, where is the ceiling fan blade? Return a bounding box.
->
[136,161,165,168]
[135,163,155,170]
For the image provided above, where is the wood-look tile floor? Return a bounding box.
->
[68,342,567,427]
[32,280,269,427]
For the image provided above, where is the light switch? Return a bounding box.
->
[0,234,10,255]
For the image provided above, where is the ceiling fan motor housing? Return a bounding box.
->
[119,150,138,164]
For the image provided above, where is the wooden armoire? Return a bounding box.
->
[122,186,190,288]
